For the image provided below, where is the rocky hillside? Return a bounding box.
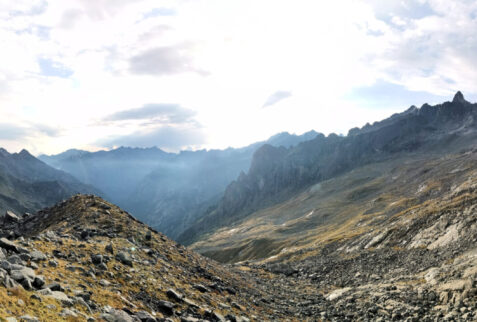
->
[0,149,98,216]
[3,184,477,320]
[40,131,318,239]
[0,194,332,321]
[179,92,477,245]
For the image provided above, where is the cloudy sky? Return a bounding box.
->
[0,0,476,155]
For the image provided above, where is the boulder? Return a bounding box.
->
[4,211,20,223]
[116,252,133,267]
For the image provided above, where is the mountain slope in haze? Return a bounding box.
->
[40,131,318,239]
[0,148,98,215]
[39,147,172,203]
[180,92,477,246]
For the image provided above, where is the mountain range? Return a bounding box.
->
[180,91,477,249]
[0,92,476,320]
[0,148,97,216]
[39,131,318,239]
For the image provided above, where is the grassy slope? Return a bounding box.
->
[191,149,477,263]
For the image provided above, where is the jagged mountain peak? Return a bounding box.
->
[452,90,467,104]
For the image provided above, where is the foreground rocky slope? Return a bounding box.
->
[0,194,327,321]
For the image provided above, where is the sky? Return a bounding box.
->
[0,0,477,155]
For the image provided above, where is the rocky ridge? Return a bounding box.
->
[0,194,330,321]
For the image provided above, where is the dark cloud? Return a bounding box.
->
[104,104,196,124]
[263,91,292,108]
[129,45,208,76]
[99,125,206,151]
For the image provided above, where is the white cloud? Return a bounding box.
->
[0,0,475,154]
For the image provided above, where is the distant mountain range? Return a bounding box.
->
[39,130,318,238]
[0,148,97,216]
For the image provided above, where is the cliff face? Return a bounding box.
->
[179,92,477,245]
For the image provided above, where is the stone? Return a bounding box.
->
[46,282,64,292]
[326,287,352,301]
[134,310,156,321]
[30,294,42,301]
[7,255,23,265]
[46,291,74,307]
[48,260,58,267]
[116,252,133,267]
[91,254,103,265]
[193,284,209,292]
[4,210,20,223]
[59,309,78,317]
[100,309,133,322]
[33,276,45,289]
[19,316,39,322]
[166,289,183,302]
[105,243,114,254]
[29,250,46,262]
[3,275,18,288]
[0,238,19,253]
[10,267,36,281]
[157,300,174,315]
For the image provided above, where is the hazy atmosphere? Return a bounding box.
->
[1,0,477,154]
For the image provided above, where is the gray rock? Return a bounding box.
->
[116,252,133,267]
[19,316,38,322]
[105,243,114,254]
[166,289,183,302]
[0,238,19,253]
[3,275,18,288]
[7,255,23,265]
[45,282,63,292]
[157,300,174,315]
[29,250,46,262]
[193,284,209,293]
[91,254,103,265]
[46,291,74,307]
[100,309,134,322]
[59,309,78,317]
[134,311,156,321]
[21,278,33,290]
[4,210,20,223]
[33,276,45,288]
[10,267,35,282]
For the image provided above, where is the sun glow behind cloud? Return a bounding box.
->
[0,0,476,154]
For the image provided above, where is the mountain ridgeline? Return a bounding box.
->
[178,92,477,244]
[39,131,318,239]
[0,148,97,216]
